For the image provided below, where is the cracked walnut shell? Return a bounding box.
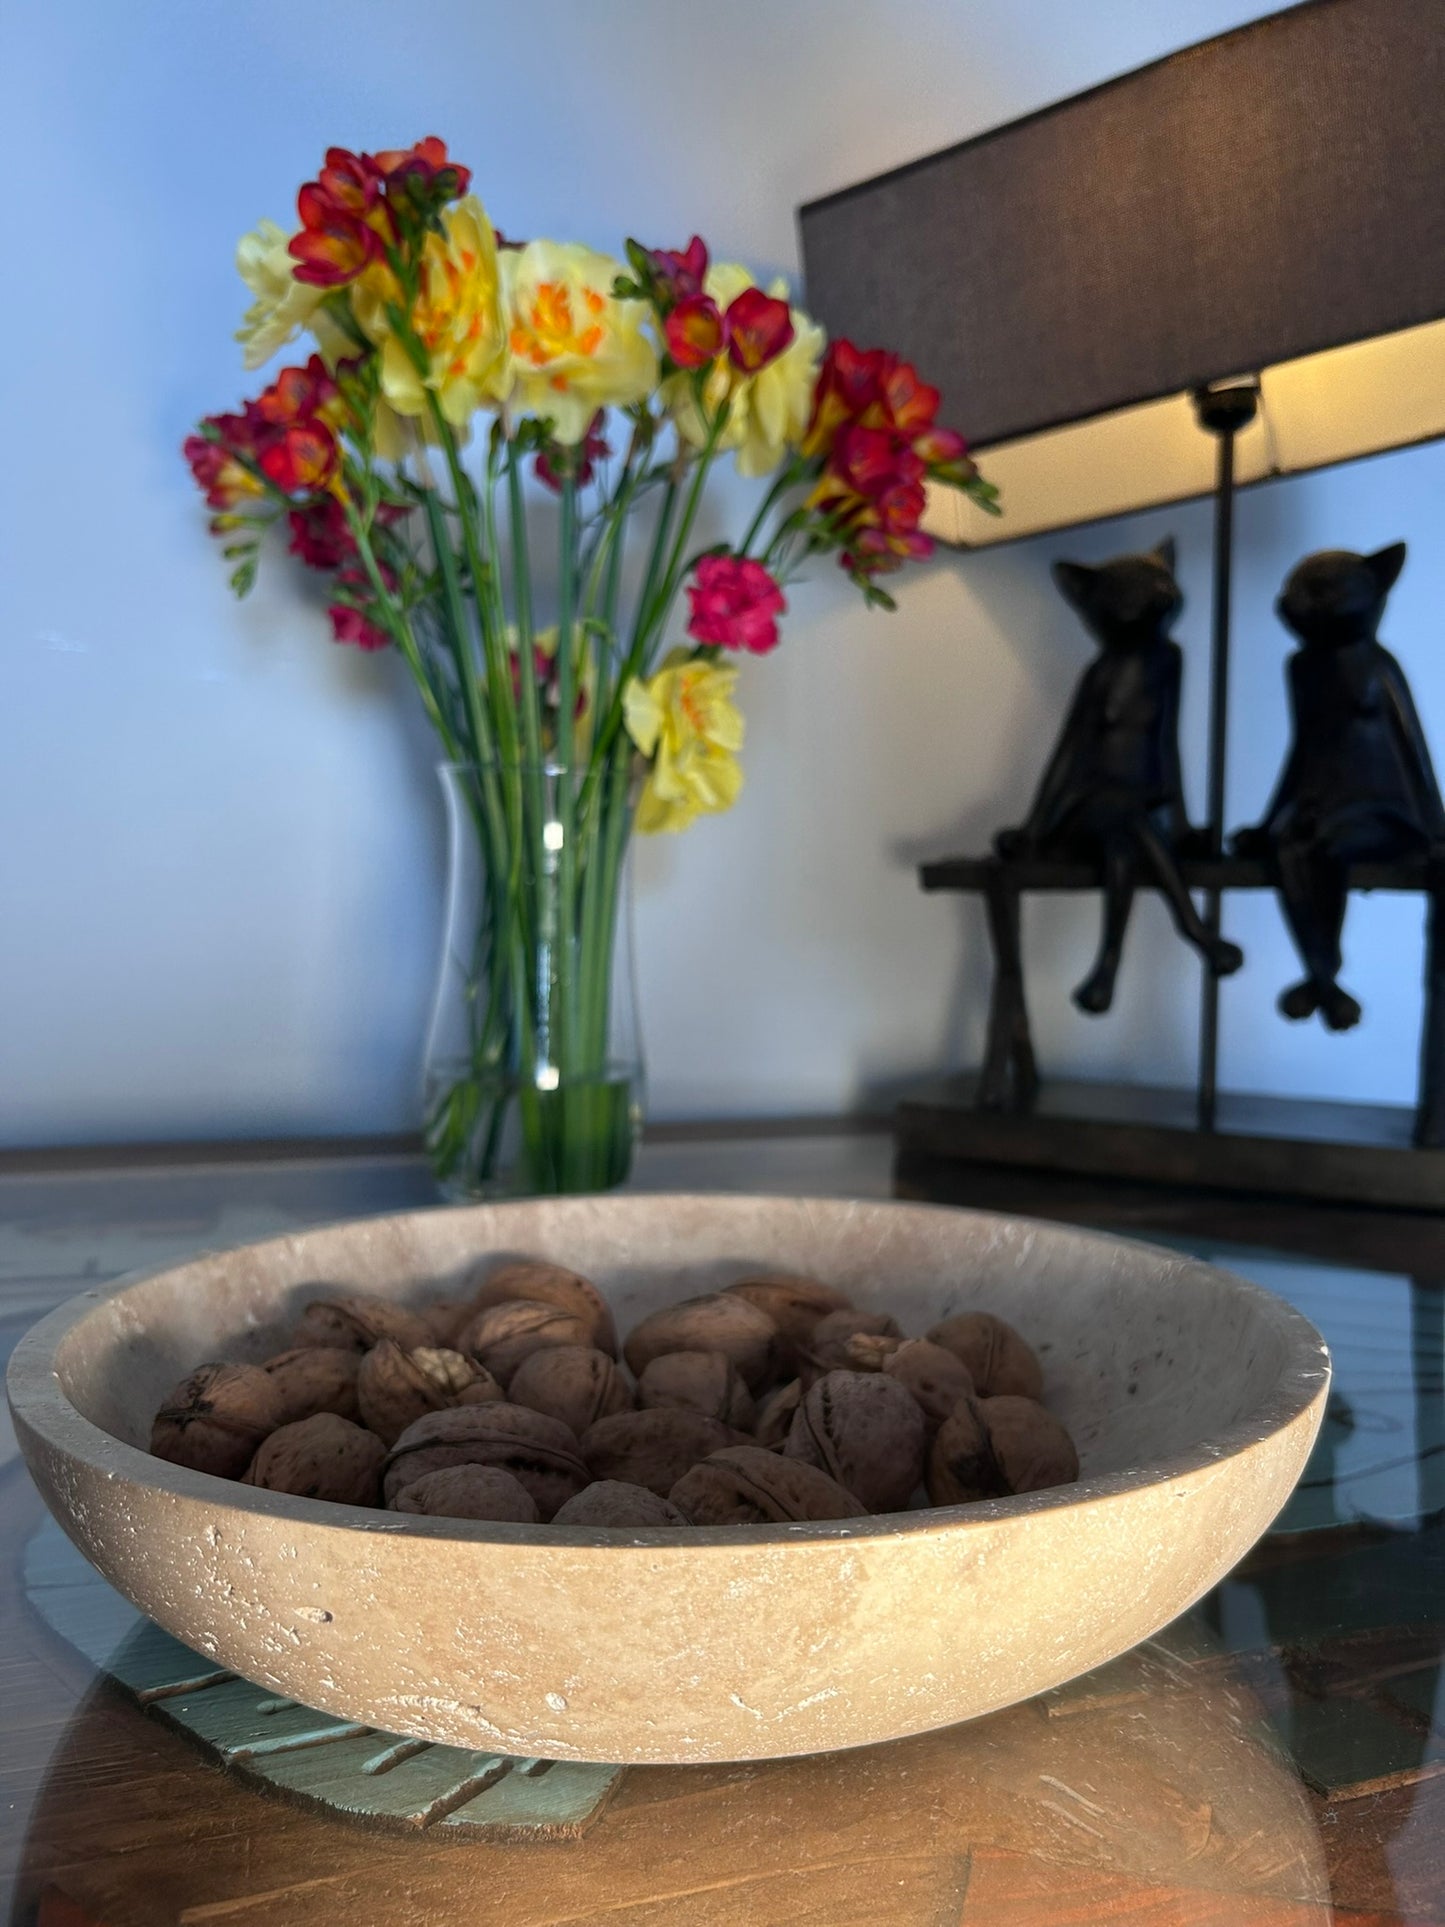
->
[356,1340,501,1447]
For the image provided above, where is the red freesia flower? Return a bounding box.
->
[184,412,264,509]
[725,287,793,374]
[288,496,403,569]
[372,135,470,199]
[646,234,708,306]
[828,424,925,503]
[258,419,340,494]
[329,602,391,650]
[802,339,886,457]
[665,294,726,369]
[289,147,394,287]
[686,553,787,655]
[289,498,353,569]
[536,411,610,491]
[802,339,973,578]
[254,355,343,429]
[328,561,394,651]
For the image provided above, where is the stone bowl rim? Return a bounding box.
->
[7,1193,1332,1551]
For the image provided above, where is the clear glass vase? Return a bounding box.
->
[422,761,643,1198]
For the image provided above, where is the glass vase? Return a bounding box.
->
[422,760,643,1198]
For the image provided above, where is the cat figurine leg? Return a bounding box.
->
[1133,820,1245,978]
[1073,838,1135,1013]
[1272,828,1359,1029]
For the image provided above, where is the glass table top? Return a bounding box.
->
[1,1135,1442,1925]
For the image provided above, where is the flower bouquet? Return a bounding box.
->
[185,137,997,1197]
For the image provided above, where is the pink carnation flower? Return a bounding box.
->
[686,554,786,656]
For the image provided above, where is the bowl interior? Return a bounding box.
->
[45,1194,1309,1491]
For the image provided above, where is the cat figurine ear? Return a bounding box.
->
[1151,536,1177,573]
[1051,560,1097,610]
[1367,542,1407,595]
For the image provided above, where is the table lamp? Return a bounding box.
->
[798,0,1445,1202]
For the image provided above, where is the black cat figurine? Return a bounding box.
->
[1233,543,1445,1031]
[995,538,1244,1014]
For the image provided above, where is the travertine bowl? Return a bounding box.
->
[7,1194,1329,1765]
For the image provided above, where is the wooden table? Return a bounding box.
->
[3,1132,1444,1925]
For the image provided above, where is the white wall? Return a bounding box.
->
[5,0,1439,1145]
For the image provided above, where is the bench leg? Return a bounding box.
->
[1416,878,1445,1148]
[979,866,1038,1111]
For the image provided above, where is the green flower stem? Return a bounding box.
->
[420,488,494,771]
[554,475,582,1109]
[338,495,460,763]
[575,465,681,832]
[738,456,806,558]
[580,743,633,1069]
[504,445,546,776]
[426,398,518,766]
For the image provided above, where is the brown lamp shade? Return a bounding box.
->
[797,0,1445,545]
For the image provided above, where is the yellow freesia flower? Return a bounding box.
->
[666,263,825,477]
[623,649,744,834]
[501,240,658,444]
[353,196,506,428]
[235,218,328,370]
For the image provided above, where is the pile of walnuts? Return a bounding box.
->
[149,1260,1078,1527]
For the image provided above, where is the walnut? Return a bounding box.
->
[260,1346,362,1427]
[926,1311,1044,1401]
[623,1294,779,1392]
[390,1465,539,1522]
[150,1363,285,1479]
[356,1340,501,1447]
[383,1403,588,1520]
[467,1259,616,1356]
[926,1395,1009,1507]
[636,1351,755,1429]
[798,1308,903,1384]
[244,1414,386,1506]
[881,1339,976,1433]
[980,1395,1079,1494]
[784,1370,925,1513]
[722,1274,852,1367]
[580,1408,741,1498]
[457,1298,595,1387]
[752,1379,803,1450]
[290,1293,433,1355]
[552,1481,691,1528]
[670,1446,864,1525]
[507,1345,634,1436]
[418,1299,473,1347]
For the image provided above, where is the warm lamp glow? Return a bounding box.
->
[924,316,1445,548]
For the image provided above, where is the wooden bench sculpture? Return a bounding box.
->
[918,851,1445,1147]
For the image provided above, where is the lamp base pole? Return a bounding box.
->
[1191,379,1259,1132]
